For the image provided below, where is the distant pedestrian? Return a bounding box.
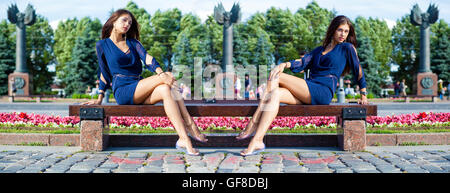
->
[400,79,407,96]
[438,79,444,100]
[244,73,251,99]
[394,81,400,97]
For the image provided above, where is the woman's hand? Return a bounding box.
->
[358,94,368,105]
[158,72,175,86]
[81,99,102,105]
[269,63,286,81]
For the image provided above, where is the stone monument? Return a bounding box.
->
[410,4,439,96]
[214,2,241,99]
[7,4,36,96]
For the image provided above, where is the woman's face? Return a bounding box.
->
[114,14,132,34]
[333,23,350,44]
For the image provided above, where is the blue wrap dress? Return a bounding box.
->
[289,42,367,105]
[95,38,161,105]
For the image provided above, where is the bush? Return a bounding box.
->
[71,93,93,99]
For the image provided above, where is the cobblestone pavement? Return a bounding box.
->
[0,146,449,173]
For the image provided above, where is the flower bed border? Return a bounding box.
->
[0,132,448,148]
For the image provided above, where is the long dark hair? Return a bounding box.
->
[101,9,140,40]
[322,15,357,75]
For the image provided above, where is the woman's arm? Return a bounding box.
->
[346,44,368,104]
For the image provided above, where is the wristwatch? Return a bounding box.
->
[360,91,367,96]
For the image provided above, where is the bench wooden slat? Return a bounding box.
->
[69,102,377,117]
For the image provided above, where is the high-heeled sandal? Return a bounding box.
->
[175,141,200,156]
[186,122,208,143]
[236,119,257,140]
[240,143,266,156]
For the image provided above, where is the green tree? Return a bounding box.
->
[26,15,55,94]
[264,7,296,64]
[0,20,15,95]
[292,12,314,54]
[54,17,101,85]
[232,24,250,66]
[354,17,392,81]
[296,0,336,49]
[245,13,274,67]
[62,26,98,96]
[203,15,223,64]
[357,36,384,97]
[430,20,450,81]
[391,15,420,86]
[149,8,182,70]
[125,1,152,50]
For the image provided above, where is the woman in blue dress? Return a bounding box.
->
[239,15,369,156]
[82,9,206,155]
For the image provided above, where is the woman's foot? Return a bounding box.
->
[185,121,208,143]
[236,118,257,140]
[240,141,265,156]
[176,140,200,156]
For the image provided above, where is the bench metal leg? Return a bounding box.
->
[337,120,366,151]
[80,120,109,151]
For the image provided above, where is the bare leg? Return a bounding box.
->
[241,73,311,155]
[134,75,198,154]
[170,81,207,142]
[236,88,271,140]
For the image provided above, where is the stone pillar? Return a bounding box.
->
[80,120,108,151]
[337,120,366,151]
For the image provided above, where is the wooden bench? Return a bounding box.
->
[69,100,377,152]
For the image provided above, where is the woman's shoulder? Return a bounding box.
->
[127,38,140,44]
[340,42,356,50]
[309,46,323,54]
[96,39,107,47]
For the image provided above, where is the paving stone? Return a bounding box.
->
[216,169,234,173]
[260,168,282,173]
[334,168,354,173]
[67,169,93,173]
[307,168,332,173]
[303,163,328,169]
[187,167,215,173]
[260,163,283,170]
[93,168,112,173]
[298,153,320,159]
[118,163,143,170]
[45,166,70,173]
[113,168,138,173]
[187,160,206,167]
[5,165,25,172]
[233,166,259,173]
[138,166,163,173]
[353,169,380,173]
[282,160,299,167]
[126,152,148,159]
[403,168,429,173]
[164,167,186,173]
[327,163,348,169]
[283,166,308,173]
[420,165,445,173]
[99,161,119,169]
[17,168,44,173]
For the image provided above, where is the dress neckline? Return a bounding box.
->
[108,38,130,55]
[321,43,340,56]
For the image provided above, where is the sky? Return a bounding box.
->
[0,0,449,30]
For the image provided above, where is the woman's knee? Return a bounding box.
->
[154,84,172,97]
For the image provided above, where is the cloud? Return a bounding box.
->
[383,18,396,29]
